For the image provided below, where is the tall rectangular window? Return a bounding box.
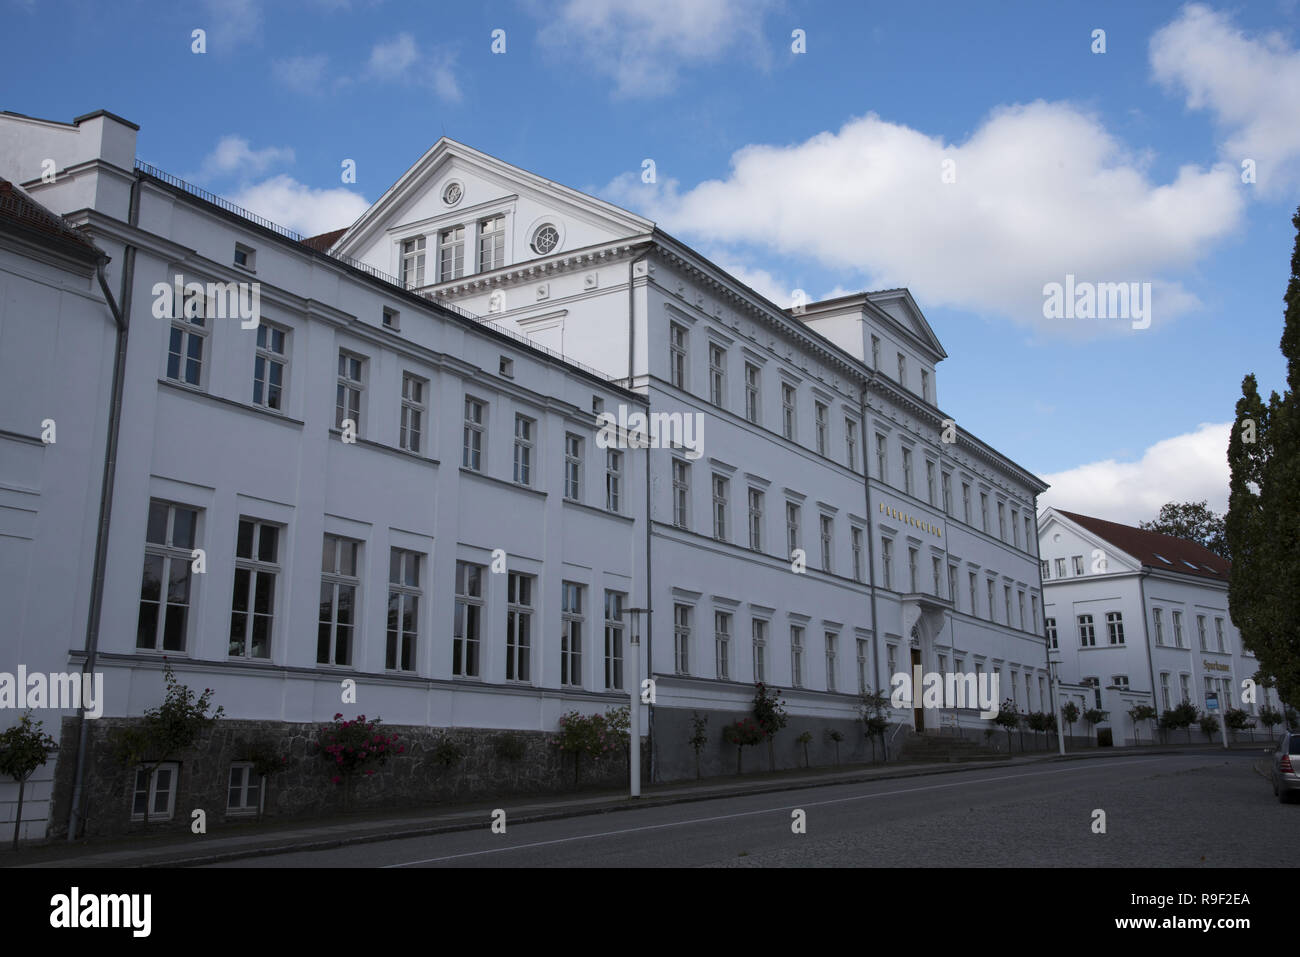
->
[781,383,797,440]
[399,373,425,453]
[876,433,888,482]
[1215,617,1226,652]
[825,633,837,692]
[1197,614,1208,651]
[1107,611,1125,645]
[1004,584,1012,624]
[997,502,1007,540]
[605,449,622,512]
[748,488,764,551]
[513,414,534,485]
[478,215,505,271]
[932,556,943,596]
[987,579,996,622]
[1152,607,1164,645]
[1072,555,1084,576]
[744,363,761,424]
[857,638,868,694]
[1017,590,1026,630]
[561,582,584,687]
[820,514,833,571]
[708,343,726,407]
[852,527,865,583]
[1024,515,1033,552]
[387,549,421,672]
[980,493,989,533]
[438,225,464,280]
[604,590,624,690]
[669,322,687,389]
[969,571,979,617]
[896,352,906,388]
[941,471,952,514]
[715,611,731,680]
[1172,610,1185,648]
[1011,508,1020,547]
[790,625,804,688]
[920,368,930,402]
[672,458,689,528]
[1160,672,1171,711]
[506,571,533,682]
[229,518,278,659]
[1056,557,1067,578]
[845,418,858,471]
[752,619,767,682]
[1031,594,1039,633]
[908,547,919,593]
[786,501,801,557]
[925,460,936,505]
[962,483,971,524]
[318,535,360,666]
[948,563,959,606]
[252,323,288,411]
[336,351,364,432]
[462,397,484,471]
[902,448,913,495]
[814,402,828,455]
[1045,617,1058,649]
[881,538,894,590]
[453,561,484,677]
[1077,613,1096,647]
[674,604,691,675]
[712,474,729,541]
[401,236,425,287]
[564,433,583,501]
[138,501,199,652]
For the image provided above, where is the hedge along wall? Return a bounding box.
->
[46,716,636,840]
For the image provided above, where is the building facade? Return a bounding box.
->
[1038,507,1284,745]
[0,109,1049,840]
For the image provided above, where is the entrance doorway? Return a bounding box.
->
[911,648,924,732]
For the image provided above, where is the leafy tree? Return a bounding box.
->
[1128,704,1158,744]
[688,713,708,780]
[993,699,1019,751]
[1223,708,1254,741]
[1226,206,1300,711]
[1160,700,1198,744]
[1082,708,1109,738]
[721,718,762,774]
[1060,700,1080,740]
[1139,501,1229,560]
[796,730,813,768]
[111,661,224,825]
[860,687,891,762]
[1259,705,1284,735]
[827,728,844,767]
[752,683,788,770]
[0,713,57,850]
[1198,712,1221,741]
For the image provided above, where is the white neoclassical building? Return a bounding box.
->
[1038,507,1284,745]
[0,108,1050,838]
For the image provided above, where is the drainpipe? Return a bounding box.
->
[627,249,654,781]
[67,174,139,840]
[1137,568,1159,744]
[859,384,882,708]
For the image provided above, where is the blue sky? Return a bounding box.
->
[4,0,1299,522]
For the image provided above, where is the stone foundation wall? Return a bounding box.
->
[48,716,640,840]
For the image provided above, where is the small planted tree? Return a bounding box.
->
[722,718,762,774]
[796,731,813,768]
[1082,708,1109,742]
[0,713,57,850]
[828,728,844,767]
[1060,701,1080,741]
[994,699,1019,752]
[1198,712,1221,742]
[688,713,708,780]
[1259,705,1284,737]
[860,687,890,762]
[1128,705,1158,745]
[1224,708,1253,742]
[1025,711,1049,749]
[111,660,225,825]
[315,713,404,808]
[552,707,625,785]
[752,683,788,771]
[1163,700,1198,743]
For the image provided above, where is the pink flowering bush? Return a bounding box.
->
[313,714,404,791]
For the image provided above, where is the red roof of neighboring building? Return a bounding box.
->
[1057,509,1230,583]
[302,227,346,252]
[0,178,100,259]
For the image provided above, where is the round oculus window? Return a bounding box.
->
[442,182,463,206]
[531,224,559,254]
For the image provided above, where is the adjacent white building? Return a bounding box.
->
[1038,507,1283,745]
[0,108,1050,838]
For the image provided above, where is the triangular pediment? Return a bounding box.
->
[866,289,947,360]
[331,139,653,279]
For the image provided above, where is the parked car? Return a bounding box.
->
[1272,731,1300,804]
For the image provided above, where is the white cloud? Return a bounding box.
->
[273,54,330,94]
[193,135,294,183]
[228,175,370,237]
[1036,422,1231,525]
[365,33,461,102]
[603,103,1242,331]
[202,0,262,49]
[535,0,778,98]
[1151,4,1300,196]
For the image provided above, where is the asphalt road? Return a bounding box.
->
[208,751,1290,867]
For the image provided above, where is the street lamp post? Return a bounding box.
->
[1050,660,1066,756]
[626,607,649,798]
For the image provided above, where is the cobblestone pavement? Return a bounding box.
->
[213,751,1289,867]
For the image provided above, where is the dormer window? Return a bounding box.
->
[401,237,425,287]
[439,227,465,281]
[531,224,559,255]
[479,215,505,271]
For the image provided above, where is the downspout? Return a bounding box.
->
[859,383,881,702]
[627,249,654,781]
[68,174,139,840]
[1137,567,1159,741]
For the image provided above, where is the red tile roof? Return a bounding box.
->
[1057,509,1230,583]
[302,227,346,252]
[0,178,100,259]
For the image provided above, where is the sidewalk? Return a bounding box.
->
[3,741,1263,869]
